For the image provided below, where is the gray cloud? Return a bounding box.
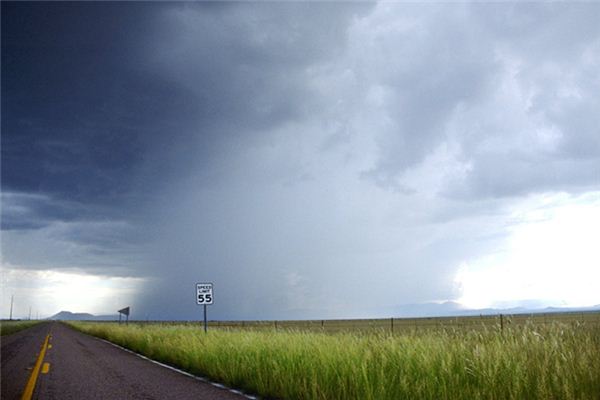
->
[337,3,600,199]
[130,3,600,319]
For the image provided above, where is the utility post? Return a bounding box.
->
[10,295,14,320]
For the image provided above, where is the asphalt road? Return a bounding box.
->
[1,322,250,400]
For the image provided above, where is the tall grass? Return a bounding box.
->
[0,320,42,336]
[70,321,600,399]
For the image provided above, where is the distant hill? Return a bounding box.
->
[393,301,467,317]
[393,302,600,318]
[48,311,118,321]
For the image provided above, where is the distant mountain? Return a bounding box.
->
[48,311,118,321]
[393,302,600,318]
[393,301,467,317]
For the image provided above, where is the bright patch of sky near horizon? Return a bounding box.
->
[456,192,600,310]
[2,2,599,319]
[1,267,144,319]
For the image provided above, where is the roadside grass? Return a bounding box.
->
[69,321,600,399]
[0,320,42,336]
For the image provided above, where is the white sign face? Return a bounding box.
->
[196,283,213,305]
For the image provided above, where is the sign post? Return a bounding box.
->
[118,307,130,325]
[196,283,213,333]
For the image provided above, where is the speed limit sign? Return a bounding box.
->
[196,283,213,305]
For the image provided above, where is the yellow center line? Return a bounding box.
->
[20,333,50,400]
[42,363,51,374]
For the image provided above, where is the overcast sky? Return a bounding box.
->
[2,2,599,320]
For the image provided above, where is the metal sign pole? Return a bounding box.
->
[197,282,213,333]
[118,307,130,325]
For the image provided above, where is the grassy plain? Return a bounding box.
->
[70,314,600,400]
[0,320,42,336]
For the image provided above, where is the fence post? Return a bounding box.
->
[391,317,394,334]
[500,314,504,333]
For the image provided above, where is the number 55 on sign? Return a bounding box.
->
[196,283,213,305]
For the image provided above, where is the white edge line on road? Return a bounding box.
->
[97,338,258,400]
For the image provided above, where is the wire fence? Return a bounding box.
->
[167,310,600,334]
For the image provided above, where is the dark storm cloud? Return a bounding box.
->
[1,2,176,276]
[1,2,188,208]
[1,192,87,230]
[135,2,374,184]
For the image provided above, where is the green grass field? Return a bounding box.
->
[70,315,600,399]
[0,320,42,336]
